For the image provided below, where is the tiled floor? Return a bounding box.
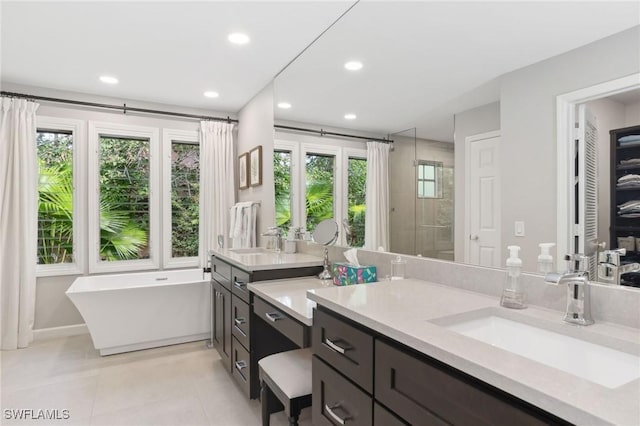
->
[1,335,311,426]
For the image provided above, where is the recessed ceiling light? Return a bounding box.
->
[344,113,357,120]
[99,75,118,84]
[344,61,363,71]
[228,32,250,45]
[204,91,220,98]
[277,102,292,109]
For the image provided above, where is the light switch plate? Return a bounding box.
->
[515,221,525,237]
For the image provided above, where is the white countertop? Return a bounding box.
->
[247,277,333,325]
[210,248,322,271]
[307,279,640,426]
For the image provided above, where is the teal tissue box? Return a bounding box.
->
[332,263,377,286]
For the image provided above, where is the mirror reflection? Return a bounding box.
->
[271,2,640,286]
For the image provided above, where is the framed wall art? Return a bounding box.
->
[249,145,263,187]
[238,152,249,189]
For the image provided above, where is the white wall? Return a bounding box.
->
[625,100,640,126]
[237,83,275,247]
[453,102,501,262]
[500,26,640,271]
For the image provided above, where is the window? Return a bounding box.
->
[163,129,200,267]
[37,130,74,265]
[36,117,85,276]
[347,157,367,247]
[89,122,159,273]
[305,153,335,232]
[274,150,293,232]
[417,160,443,198]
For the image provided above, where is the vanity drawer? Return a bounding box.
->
[375,340,549,426]
[254,296,308,347]
[374,403,407,426]
[211,256,231,289]
[312,308,374,393]
[231,336,251,398]
[312,355,372,426]
[231,268,251,304]
[232,297,250,350]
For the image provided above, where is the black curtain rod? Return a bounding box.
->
[1,91,392,143]
[274,124,393,144]
[0,91,238,123]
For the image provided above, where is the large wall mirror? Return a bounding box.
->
[272,1,640,285]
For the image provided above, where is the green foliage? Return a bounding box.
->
[347,158,366,247]
[170,143,199,257]
[274,151,292,230]
[305,155,334,232]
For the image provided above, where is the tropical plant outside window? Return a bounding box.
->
[98,136,150,261]
[37,130,74,264]
[274,150,292,232]
[170,142,199,257]
[347,157,366,247]
[305,154,335,232]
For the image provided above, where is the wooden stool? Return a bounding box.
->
[258,348,312,426]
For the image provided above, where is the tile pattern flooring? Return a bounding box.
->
[1,335,311,425]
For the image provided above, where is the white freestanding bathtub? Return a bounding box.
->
[66,269,210,355]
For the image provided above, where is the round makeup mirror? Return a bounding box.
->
[312,219,339,246]
[312,219,339,280]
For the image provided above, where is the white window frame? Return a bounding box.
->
[88,121,160,273]
[36,116,86,277]
[162,128,200,268]
[274,140,301,230]
[341,147,367,246]
[301,143,342,236]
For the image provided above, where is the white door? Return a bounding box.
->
[465,131,501,267]
[575,104,599,277]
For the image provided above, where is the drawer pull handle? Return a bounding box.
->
[234,281,246,289]
[235,360,247,371]
[234,317,246,326]
[324,338,350,355]
[234,325,247,337]
[265,312,283,322]
[325,403,351,425]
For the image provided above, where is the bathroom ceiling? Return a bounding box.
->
[0,1,353,112]
[273,1,640,141]
[2,1,639,130]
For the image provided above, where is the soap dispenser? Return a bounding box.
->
[537,243,555,274]
[500,245,526,309]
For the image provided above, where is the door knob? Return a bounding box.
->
[470,235,479,241]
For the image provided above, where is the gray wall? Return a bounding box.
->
[237,83,275,247]
[499,26,640,271]
[453,102,501,262]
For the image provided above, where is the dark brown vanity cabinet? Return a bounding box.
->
[312,306,571,426]
[209,253,321,399]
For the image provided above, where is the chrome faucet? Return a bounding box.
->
[544,254,594,326]
[261,226,282,252]
[598,248,640,285]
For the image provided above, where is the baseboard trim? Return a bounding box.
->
[33,324,89,341]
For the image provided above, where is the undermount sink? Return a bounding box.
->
[229,247,268,255]
[434,310,640,389]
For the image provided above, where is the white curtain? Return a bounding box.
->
[364,141,390,251]
[0,98,39,350]
[199,121,235,263]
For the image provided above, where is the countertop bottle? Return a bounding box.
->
[500,245,526,309]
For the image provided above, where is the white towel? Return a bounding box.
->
[231,202,254,248]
